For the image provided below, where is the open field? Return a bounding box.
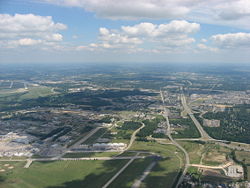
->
[178,141,231,165]
[62,152,120,158]
[248,166,250,181]
[109,157,154,188]
[129,141,183,187]
[0,160,128,188]
[18,87,55,100]
[82,128,107,144]
[178,141,204,164]
[235,151,250,165]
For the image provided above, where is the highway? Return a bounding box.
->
[180,93,212,140]
[160,90,190,188]
[180,91,250,152]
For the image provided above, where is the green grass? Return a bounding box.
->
[178,141,203,164]
[142,158,181,188]
[178,141,231,166]
[62,152,119,158]
[0,160,128,188]
[109,158,154,188]
[235,151,250,165]
[129,141,183,187]
[247,166,250,181]
[82,128,107,144]
[19,87,54,100]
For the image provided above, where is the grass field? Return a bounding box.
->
[18,87,55,100]
[235,151,250,165]
[178,141,231,165]
[109,157,154,188]
[0,86,55,103]
[82,128,107,144]
[129,141,183,187]
[62,152,119,158]
[247,166,250,181]
[178,141,204,164]
[0,160,128,188]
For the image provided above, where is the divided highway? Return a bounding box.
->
[180,93,212,140]
[160,90,190,188]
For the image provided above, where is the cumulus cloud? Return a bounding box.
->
[197,43,218,52]
[122,20,199,37]
[18,38,42,46]
[0,14,67,48]
[42,0,250,29]
[86,27,142,50]
[211,32,250,48]
[43,0,194,19]
[82,20,199,52]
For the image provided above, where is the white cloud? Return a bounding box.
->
[0,14,67,48]
[201,39,207,43]
[88,27,142,51]
[18,38,42,46]
[43,0,193,19]
[83,20,199,52]
[197,43,218,52]
[211,32,250,48]
[42,0,250,29]
[122,20,199,37]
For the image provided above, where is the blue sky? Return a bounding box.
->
[0,0,250,64]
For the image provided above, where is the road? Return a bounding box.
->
[102,153,140,188]
[125,122,145,151]
[160,90,190,188]
[189,161,233,170]
[180,93,212,140]
[180,91,250,152]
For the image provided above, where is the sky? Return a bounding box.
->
[0,0,250,64]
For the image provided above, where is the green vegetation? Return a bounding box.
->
[0,160,128,188]
[137,115,165,139]
[130,141,183,187]
[19,87,55,100]
[235,151,250,165]
[203,105,250,143]
[118,121,142,130]
[187,167,202,180]
[178,141,231,165]
[109,158,154,188]
[82,128,107,144]
[178,141,203,164]
[248,166,250,181]
[170,117,200,138]
[232,150,249,180]
[63,152,119,158]
[0,88,156,112]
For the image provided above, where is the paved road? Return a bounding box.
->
[160,90,190,188]
[126,122,145,151]
[180,93,212,140]
[102,153,140,188]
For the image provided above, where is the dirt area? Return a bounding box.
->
[203,152,227,163]
[201,169,233,183]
